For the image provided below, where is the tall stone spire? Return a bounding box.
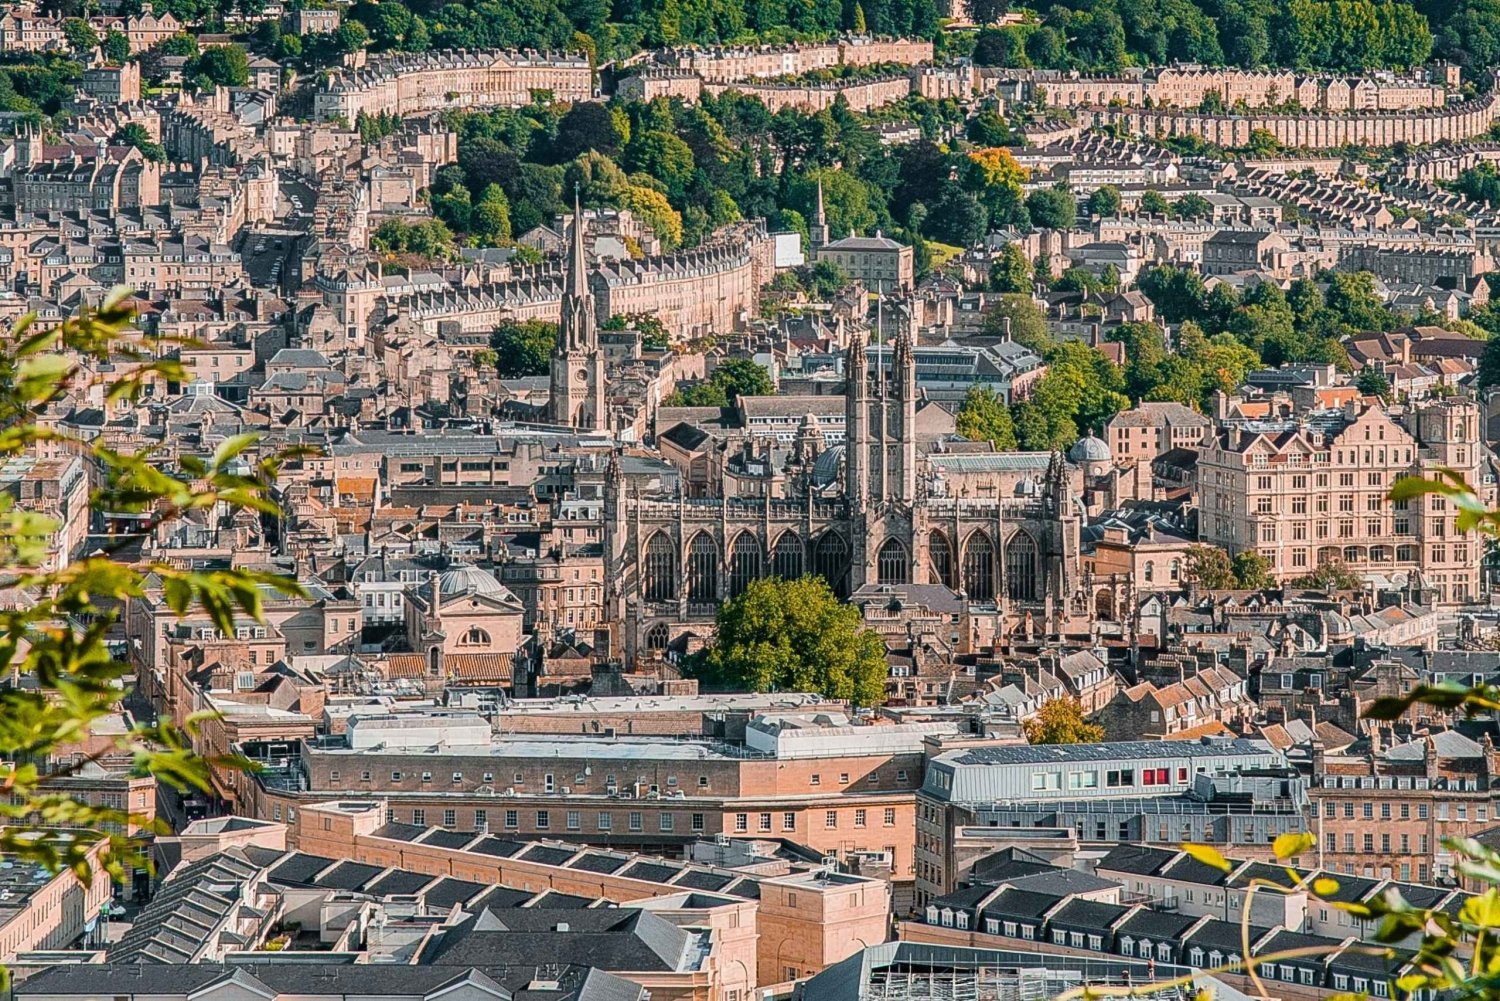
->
[845,329,869,508]
[566,186,589,309]
[811,177,830,250]
[549,189,606,430]
[893,320,917,506]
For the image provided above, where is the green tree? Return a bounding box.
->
[1184,545,1237,588]
[1356,368,1393,400]
[664,382,730,407]
[62,18,98,53]
[112,123,165,162]
[981,293,1049,353]
[1138,265,1206,324]
[707,358,773,401]
[989,244,1033,293]
[1479,336,1500,390]
[1172,192,1213,219]
[1012,342,1128,449]
[1231,550,1275,590]
[490,319,557,377]
[0,294,304,893]
[698,577,887,706]
[623,129,695,197]
[1294,558,1363,590]
[550,101,622,163]
[471,184,513,245]
[1026,184,1078,230]
[189,44,250,87]
[102,29,130,64]
[1023,697,1104,744]
[956,384,1018,449]
[1138,189,1170,216]
[1086,184,1122,218]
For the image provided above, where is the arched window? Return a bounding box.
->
[878,537,909,585]
[645,622,669,652]
[813,532,851,598]
[687,533,719,603]
[929,531,953,589]
[772,532,804,579]
[1343,546,1362,563]
[1144,561,1155,583]
[1095,588,1115,621]
[1369,545,1390,562]
[461,626,491,645]
[1170,559,1180,582]
[963,531,996,602]
[729,533,762,598]
[1397,544,1417,562]
[1007,532,1039,602]
[644,532,677,603]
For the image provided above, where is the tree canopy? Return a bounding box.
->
[696,576,887,706]
[0,293,303,889]
[1024,697,1104,745]
[491,319,558,378]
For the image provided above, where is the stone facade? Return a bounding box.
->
[1197,397,1488,603]
[1036,68,1445,113]
[603,326,1083,662]
[315,49,593,122]
[1088,91,1500,150]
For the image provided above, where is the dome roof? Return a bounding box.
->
[437,563,509,600]
[812,444,845,488]
[1068,435,1112,463]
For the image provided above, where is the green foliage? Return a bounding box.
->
[1294,558,1363,590]
[471,184,514,245]
[112,124,166,163]
[1138,189,1170,216]
[1026,183,1077,230]
[490,319,557,378]
[0,293,305,896]
[989,244,1034,293]
[371,218,456,259]
[101,29,131,65]
[188,44,250,88]
[981,293,1050,353]
[956,385,1018,450]
[1023,697,1104,744]
[61,18,98,53]
[1086,184,1121,218]
[1184,544,1273,589]
[665,358,773,407]
[1356,367,1393,400]
[697,577,888,706]
[1012,341,1129,450]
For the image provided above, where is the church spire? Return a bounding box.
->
[811,177,830,249]
[567,187,588,305]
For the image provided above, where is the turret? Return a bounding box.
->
[845,330,869,508]
[893,324,916,506]
[811,177,830,250]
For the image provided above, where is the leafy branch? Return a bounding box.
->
[0,289,313,904]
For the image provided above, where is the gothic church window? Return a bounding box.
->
[687,533,719,603]
[964,530,996,602]
[772,532,804,579]
[730,533,762,597]
[644,532,678,602]
[645,622,669,652]
[929,531,953,589]
[1007,532,1039,602]
[878,538,909,585]
[813,532,851,599]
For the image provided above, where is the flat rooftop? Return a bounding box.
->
[314,734,755,761]
[497,693,834,716]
